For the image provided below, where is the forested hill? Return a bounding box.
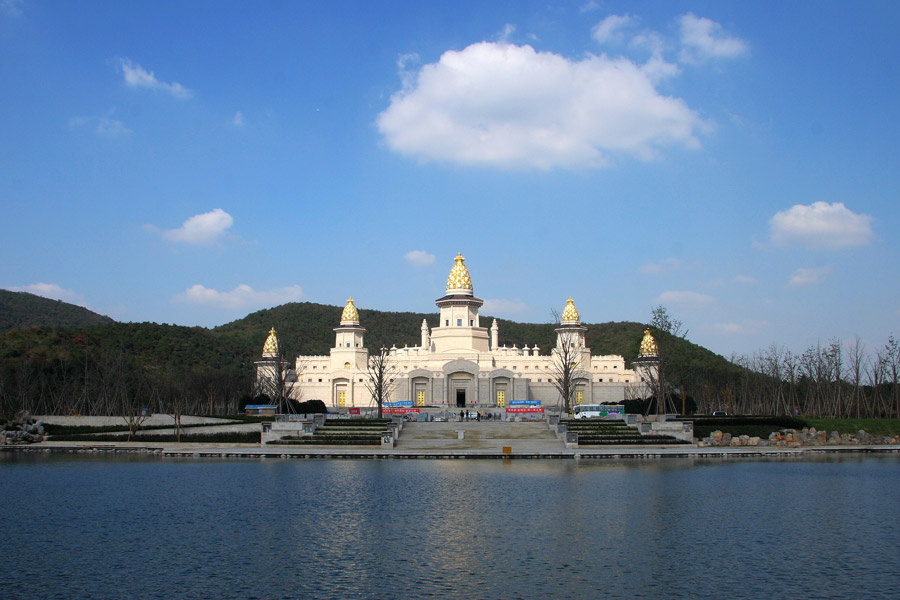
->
[0,290,114,331]
[0,299,731,379]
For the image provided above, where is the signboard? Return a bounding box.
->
[509,400,541,406]
[506,407,545,413]
[383,408,420,414]
[384,401,414,408]
[348,408,360,415]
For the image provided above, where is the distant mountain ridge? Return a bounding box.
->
[0,290,114,331]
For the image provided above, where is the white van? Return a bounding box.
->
[572,404,625,420]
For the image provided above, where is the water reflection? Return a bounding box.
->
[2,454,900,599]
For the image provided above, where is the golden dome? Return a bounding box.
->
[446,253,473,293]
[561,297,580,324]
[340,297,360,325]
[262,328,279,357]
[639,328,658,357]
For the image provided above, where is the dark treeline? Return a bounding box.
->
[720,337,900,418]
[0,324,251,417]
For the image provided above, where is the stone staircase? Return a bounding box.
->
[562,419,690,446]
[396,421,564,451]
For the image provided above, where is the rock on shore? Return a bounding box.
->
[697,427,900,447]
[1,411,45,445]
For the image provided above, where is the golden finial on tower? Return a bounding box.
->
[639,328,658,357]
[446,252,473,292]
[561,297,580,324]
[262,327,279,357]
[340,297,360,325]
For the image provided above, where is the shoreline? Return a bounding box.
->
[3,442,900,460]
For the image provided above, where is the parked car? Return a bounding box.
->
[711,411,729,416]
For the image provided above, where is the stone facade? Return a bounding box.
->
[260,254,656,411]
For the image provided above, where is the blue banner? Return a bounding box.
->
[384,401,414,407]
[509,400,541,406]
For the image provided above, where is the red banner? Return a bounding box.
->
[383,408,421,414]
[506,407,545,413]
[348,408,360,415]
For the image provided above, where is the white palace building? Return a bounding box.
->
[258,253,658,414]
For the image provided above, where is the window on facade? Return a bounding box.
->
[537,379,542,382]
[625,379,630,383]
[308,378,312,382]
[318,379,322,382]
[457,318,462,326]
[513,366,517,370]
[614,365,618,369]
[359,379,363,383]
[469,319,473,326]
[445,320,449,326]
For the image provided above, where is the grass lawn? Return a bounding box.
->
[804,418,900,437]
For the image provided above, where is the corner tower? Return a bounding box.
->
[430,253,490,354]
[330,298,368,370]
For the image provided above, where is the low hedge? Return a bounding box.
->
[49,431,261,443]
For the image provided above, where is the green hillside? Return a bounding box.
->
[0,290,114,331]
[0,298,733,416]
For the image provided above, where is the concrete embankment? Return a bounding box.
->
[4,441,900,460]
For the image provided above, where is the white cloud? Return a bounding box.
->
[678,13,748,63]
[162,209,234,245]
[232,111,245,127]
[733,275,757,285]
[788,267,832,287]
[591,14,636,45]
[6,283,86,306]
[177,284,303,310]
[482,298,528,316]
[1,0,23,17]
[656,290,715,308]
[713,320,767,335]
[377,41,705,170]
[770,202,874,250]
[404,250,435,267]
[497,23,516,43]
[119,59,193,99]
[69,110,132,139]
[639,258,683,275]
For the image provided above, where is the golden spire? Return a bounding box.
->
[639,328,658,357]
[446,252,473,293]
[561,297,580,324]
[340,297,360,325]
[262,327,279,357]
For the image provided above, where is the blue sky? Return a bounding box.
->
[2,1,898,359]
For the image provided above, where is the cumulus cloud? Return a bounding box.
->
[591,14,636,45]
[404,250,435,267]
[162,209,234,245]
[656,290,715,308]
[377,41,705,170]
[788,267,832,287]
[482,298,528,316]
[232,111,245,127]
[679,13,748,63]
[119,59,193,99]
[177,284,304,310]
[638,258,683,275]
[770,202,874,250]
[6,283,86,306]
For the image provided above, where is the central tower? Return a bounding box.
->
[430,253,490,354]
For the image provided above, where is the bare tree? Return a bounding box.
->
[365,346,396,419]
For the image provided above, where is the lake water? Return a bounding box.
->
[2,453,899,599]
